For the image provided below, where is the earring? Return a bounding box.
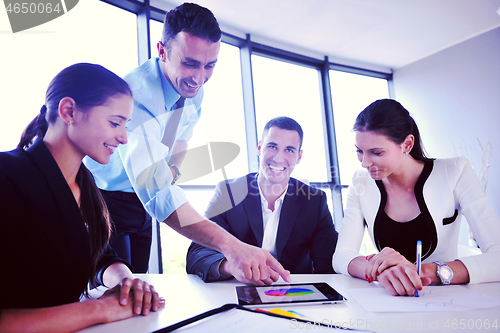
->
[405,151,409,156]
[68,120,72,125]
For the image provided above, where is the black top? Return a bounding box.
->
[377,212,432,263]
[373,160,438,263]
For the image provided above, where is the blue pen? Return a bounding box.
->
[415,240,422,297]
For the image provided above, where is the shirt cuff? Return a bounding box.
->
[144,185,189,222]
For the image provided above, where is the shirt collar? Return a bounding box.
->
[257,176,289,211]
[158,59,181,111]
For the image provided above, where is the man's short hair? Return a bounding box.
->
[263,116,304,149]
[161,3,222,56]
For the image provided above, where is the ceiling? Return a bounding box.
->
[155,0,500,71]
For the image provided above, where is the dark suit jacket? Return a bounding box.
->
[186,173,338,282]
[0,140,125,309]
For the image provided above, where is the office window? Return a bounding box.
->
[330,71,389,255]
[252,55,328,183]
[186,42,248,185]
[0,0,137,151]
[329,71,390,186]
[150,19,163,59]
[159,190,214,273]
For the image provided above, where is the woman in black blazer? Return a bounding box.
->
[0,63,163,332]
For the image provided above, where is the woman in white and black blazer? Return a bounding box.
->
[333,99,500,296]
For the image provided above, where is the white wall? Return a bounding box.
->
[393,27,500,217]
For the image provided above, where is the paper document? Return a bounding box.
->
[347,285,500,312]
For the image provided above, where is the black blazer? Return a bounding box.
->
[0,140,124,309]
[186,173,338,282]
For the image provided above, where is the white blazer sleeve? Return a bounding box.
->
[333,170,369,275]
[452,157,500,284]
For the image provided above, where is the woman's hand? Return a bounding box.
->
[98,284,136,323]
[364,247,411,282]
[377,262,432,296]
[116,277,165,315]
[101,263,165,316]
[364,248,433,296]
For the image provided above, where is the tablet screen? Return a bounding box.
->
[236,282,346,307]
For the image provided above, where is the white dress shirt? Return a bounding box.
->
[259,182,288,258]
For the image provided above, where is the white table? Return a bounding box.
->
[78,274,500,333]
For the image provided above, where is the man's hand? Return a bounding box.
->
[220,258,279,285]
[221,242,291,285]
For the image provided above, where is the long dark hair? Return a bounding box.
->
[353,99,433,163]
[18,63,132,289]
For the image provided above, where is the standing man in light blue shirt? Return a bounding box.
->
[85,3,291,283]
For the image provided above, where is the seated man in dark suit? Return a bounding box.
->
[186,116,338,285]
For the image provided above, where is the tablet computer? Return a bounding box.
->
[236,282,346,308]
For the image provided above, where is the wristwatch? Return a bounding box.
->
[434,261,453,285]
[169,164,181,185]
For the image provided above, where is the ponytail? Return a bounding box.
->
[18,105,49,149]
[408,117,432,163]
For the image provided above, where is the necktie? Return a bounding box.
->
[161,97,185,151]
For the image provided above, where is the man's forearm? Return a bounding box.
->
[163,202,238,254]
[169,140,188,167]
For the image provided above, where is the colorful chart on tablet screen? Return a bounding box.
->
[258,284,328,303]
[265,288,314,297]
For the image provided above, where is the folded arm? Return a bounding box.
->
[0,263,164,333]
[0,288,135,333]
[348,248,470,296]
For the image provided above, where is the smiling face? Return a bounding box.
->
[69,94,133,164]
[354,130,409,180]
[158,31,220,99]
[257,127,303,191]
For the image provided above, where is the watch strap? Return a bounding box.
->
[169,164,181,185]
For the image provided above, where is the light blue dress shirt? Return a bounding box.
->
[84,58,203,222]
